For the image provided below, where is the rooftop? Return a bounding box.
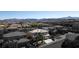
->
[3,31,26,37]
[29,29,48,33]
[17,38,30,43]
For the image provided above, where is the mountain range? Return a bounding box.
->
[0,16,79,23]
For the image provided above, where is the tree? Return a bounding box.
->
[26,32,33,40]
[30,23,44,28]
[35,33,46,44]
[49,29,56,41]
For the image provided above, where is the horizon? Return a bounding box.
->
[0,11,79,20]
[1,16,79,20]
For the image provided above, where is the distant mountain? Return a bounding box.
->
[1,16,79,23]
[39,16,79,22]
[39,18,59,22]
[2,18,38,23]
[59,16,79,20]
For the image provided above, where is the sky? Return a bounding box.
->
[0,11,79,20]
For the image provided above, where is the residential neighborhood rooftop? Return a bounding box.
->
[3,31,26,37]
[29,29,48,33]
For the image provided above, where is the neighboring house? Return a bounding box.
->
[8,23,21,29]
[0,24,7,29]
[22,23,30,27]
